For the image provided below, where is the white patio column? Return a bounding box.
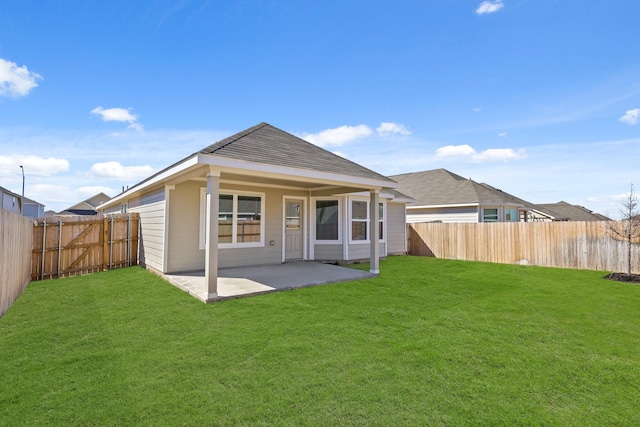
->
[369,189,380,274]
[205,168,220,300]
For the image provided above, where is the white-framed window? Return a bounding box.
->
[200,189,265,249]
[351,200,368,241]
[314,198,341,243]
[483,208,498,222]
[505,208,518,222]
[120,203,128,213]
[349,198,385,243]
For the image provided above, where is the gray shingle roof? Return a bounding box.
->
[388,168,535,207]
[105,123,396,204]
[537,201,611,221]
[200,122,395,183]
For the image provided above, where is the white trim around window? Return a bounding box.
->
[199,188,265,250]
[311,197,342,244]
[348,196,386,244]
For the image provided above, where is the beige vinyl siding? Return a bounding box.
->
[166,181,203,272]
[406,206,478,223]
[102,205,121,214]
[218,185,307,268]
[347,242,385,261]
[129,189,166,272]
[313,244,343,261]
[387,202,407,254]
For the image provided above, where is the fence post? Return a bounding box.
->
[127,214,131,267]
[109,215,114,270]
[40,220,47,281]
[102,216,109,271]
[57,219,62,278]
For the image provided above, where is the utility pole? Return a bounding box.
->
[20,165,25,215]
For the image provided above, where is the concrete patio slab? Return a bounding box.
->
[163,262,376,302]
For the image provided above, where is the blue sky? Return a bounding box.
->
[1,0,639,218]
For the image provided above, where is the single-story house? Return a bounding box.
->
[389,168,536,223]
[98,122,411,301]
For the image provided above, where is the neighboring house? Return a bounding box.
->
[0,185,21,215]
[530,201,611,222]
[0,185,45,218]
[389,168,536,223]
[98,122,409,301]
[57,192,112,216]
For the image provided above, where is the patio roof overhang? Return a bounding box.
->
[100,153,397,211]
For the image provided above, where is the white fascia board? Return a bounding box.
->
[98,155,200,210]
[480,202,527,208]
[388,195,416,203]
[197,153,396,190]
[350,190,391,198]
[349,190,414,203]
[407,203,480,209]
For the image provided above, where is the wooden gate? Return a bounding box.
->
[31,214,139,281]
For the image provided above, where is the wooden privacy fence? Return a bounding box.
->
[1,209,33,317]
[31,213,140,281]
[408,221,640,274]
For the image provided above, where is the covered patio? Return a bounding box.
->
[164,262,376,301]
[98,123,406,303]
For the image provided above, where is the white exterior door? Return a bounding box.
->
[285,199,303,260]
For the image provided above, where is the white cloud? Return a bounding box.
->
[472,107,482,113]
[30,184,70,204]
[0,58,42,98]
[436,144,525,163]
[302,124,372,147]
[376,122,411,137]
[91,106,144,132]
[436,144,477,157]
[472,148,524,162]
[619,108,640,125]
[77,186,116,198]
[0,154,69,176]
[498,132,507,137]
[87,161,153,181]
[476,1,504,15]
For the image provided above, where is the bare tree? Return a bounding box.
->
[609,183,640,276]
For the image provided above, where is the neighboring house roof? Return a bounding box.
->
[389,169,534,208]
[59,192,112,216]
[100,122,397,210]
[536,201,611,221]
[82,192,112,209]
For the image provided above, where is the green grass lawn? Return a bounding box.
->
[1,256,639,426]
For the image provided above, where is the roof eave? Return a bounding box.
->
[99,154,200,210]
[99,152,397,211]
[197,153,397,190]
[407,202,480,209]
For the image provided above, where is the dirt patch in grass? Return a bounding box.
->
[605,272,640,283]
